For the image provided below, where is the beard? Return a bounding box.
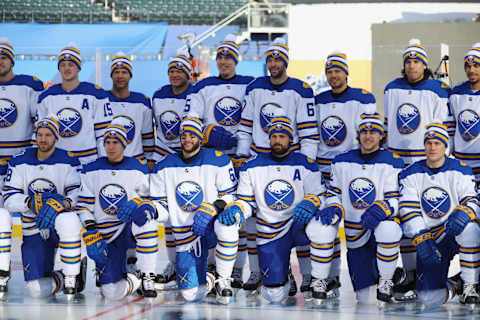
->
[38,142,55,153]
[0,65,12,78]
[182,140,201,154]
[270,67,286,80]
[271,143,289,156]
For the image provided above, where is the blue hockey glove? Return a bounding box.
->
[314,204,344,225]
[35,197,66,230]
[117,198,158,227]
[445,205,476,237]
[293,195,321,225]
[30,192,65,215]
[360,200,393,231]
[116,200,137,223]
[192,202,217,236]
[412,230,442,265]
[203,124,238,150]
[82,229,108,266]
[218,201,245,226]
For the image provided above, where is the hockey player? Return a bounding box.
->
[218,116,332,303]
[236,38,319,297]
[449,43,480,186]
[76,124,159,300]
[323,113,403,304]
[150,118,239,304]
[184,34,254,290]
[37,42,109,164]
[399,123,480,306]
[101,52,154,164]
[384,39,450,298]
[0,159,11,297]
[0,37,44,162]
[151,50,194,289]
[3,117,86,299]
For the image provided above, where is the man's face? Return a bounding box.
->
[181,132,201,154]
[168,68,188,88]
[267,56,287,79]
[0,55,13,78]
[466,62,480,86]
[59,60,80,82]
[104,138,124,162]
[425,139,446,163]
[216,54,236,79]
[36,128,56,153]
[404,59,426,83]
[111,68,131,91]
[359,130,382,153]
[326,68,347,91]
[270,132,290,156]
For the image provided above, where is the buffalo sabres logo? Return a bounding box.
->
[57,107,82,138]
[264,179,295,212]
[421,186,451,219]
[214,96,242,127]
[99,184,127,216]
[260,103,283,133]
[175,181,203,212]
[321,115,347,147]
[349,177,376,209]
[113,115,135,144]
[458,109,480,142]
[0,98,18,128]
[28,178,57,197]
[396,103,420,135]
[159,110,181,141]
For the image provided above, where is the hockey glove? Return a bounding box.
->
[117,198,158,227]
[445,205,476,237]
[29,192,65,215]
[230,155,249,178]
[293,194,321,225]
[203,124,238,150]
[412,230,442,265]
[35,197,66,230]
[314,204,344,225]
[218,201,245,226]
[82,229,108,266]
[360,200,393,231]
[192,202,217,236]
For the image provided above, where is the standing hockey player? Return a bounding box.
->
[236,38,319,296]
[76,124,159,300]
[184,34,254,290]
[323,113,403,304]
[399,123,480,306]
[151,50,194,289]
[449,43,480,186]
[3,117,86,299]
[37,42,109,164]
[150,118,239,304]
[384,39,450,298]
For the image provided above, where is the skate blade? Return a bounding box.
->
[393,290,417,303]
[461,303,478,312]
[216,295,232,305]
[302,291,312,301]
[0,291,6,301]
[154,281,177,291]
[312,297,339,307]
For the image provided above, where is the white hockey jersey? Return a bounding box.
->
[150,148,236,251]
[76,156,150,242]
[3,148,81,237]
[185,75,254,155]
[449,81,480,181]
[315,87,376,180]
[235,151,326,246]
[237,77,319,159]
[37,82,109,164]
[152,84,193,161]
[384,77,450,165]
[326,149,404,248]
[98,91,154,161]
[398,157,479,239]
[0,159,9,207]
[0,75,44,160]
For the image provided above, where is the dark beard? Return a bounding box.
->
[182,140,201,154]
[271,144,289,156]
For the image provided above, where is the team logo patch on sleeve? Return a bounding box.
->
[421,186,451,219]
[214,96,242,127]
[458,109,480,142]
[113,115,136,144]
[28,178,57,196]
[260,103,283,133]
[0,98,18,128]
[396,103,420,135]
[159,110,181,141]
[264,179,295,211]
[57,107,83,138]
[99,184,127,216]
[348,177,376,209]
[175,181,204,212]
[321,115,347,147]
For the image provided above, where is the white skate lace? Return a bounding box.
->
[215,277,233,291]
[143,273,156,291]
[378,279,394,294]
[64,275,76,289]
[0,276,9,286]
[311,278,328,292]
[464,284,479,298]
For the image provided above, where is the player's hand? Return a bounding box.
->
[293,195,321,225]
[35,197,66,230]
[192,202,217,236]
[445,205,475,237]
[360,200,393,231]
[203,124,238,150]
[82,229,108,266]
[131,199,158,227]
[314,204,344,225]
[218,202,245,226]
[412,230,442,265]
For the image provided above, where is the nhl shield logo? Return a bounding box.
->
[458,109,480,142]
[260,103,283,133]
[159,110,181,141]
[321,115,347,147]
[264,179,295,211]
[396,103,420,135]
[421,186,451,219]
[99,183,127,216]
[57,107,83,138]
[214,96,242,127]
[175,181,203,212]
[28,178,58,197]
[0,98,18,128]
[113,115,136,144]
[349,177,376,209]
